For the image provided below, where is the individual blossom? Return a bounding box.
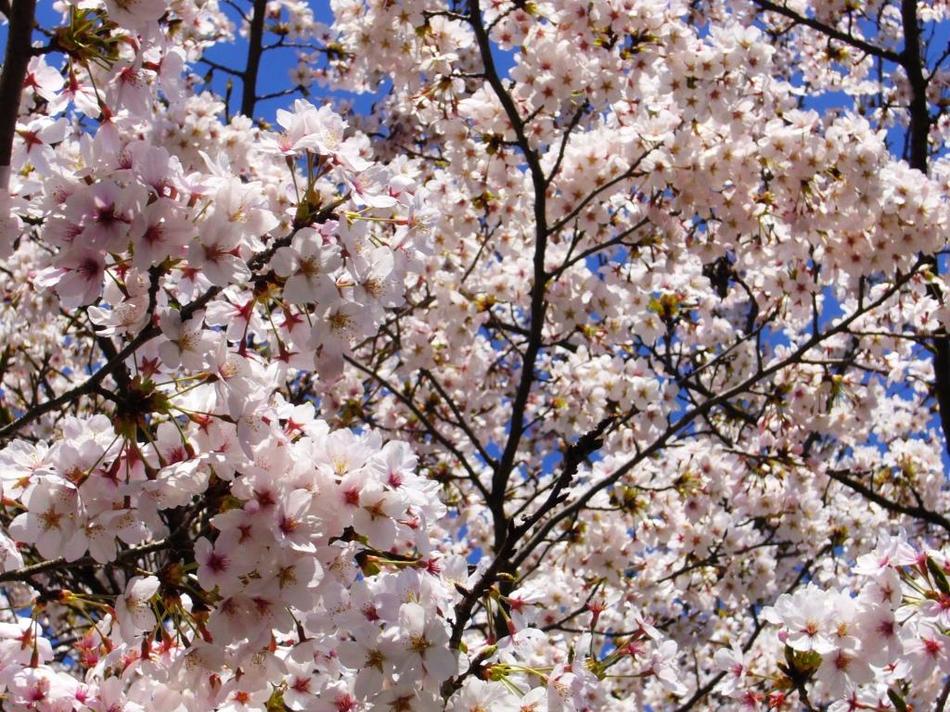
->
[382,602,456,685]
[66,180,143,252]
[130,198,194,269]
[12,117,66,175]
[114,575,160,641]
[8,479,84,561]
[104,0,168,31]
[35,246,106,308]
[903,625,950,681]
[714,644,747,697]
[158,309,209,371]
[23,56,65,104]
[187,217,251,288]
[271,225,342,305]
[763,584,838,655]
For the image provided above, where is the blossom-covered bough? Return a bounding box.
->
[0,0,949,709]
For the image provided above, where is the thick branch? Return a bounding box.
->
[241,0,267,117]
[513,416,615,539]
[935,675,950,712]
[0,0,36,188]
[469,0,550,549]
[900,0,929,172]
[893,0,950,462]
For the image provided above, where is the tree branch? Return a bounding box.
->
[345,356,491,502]
[752,0,902,63]
[241,0,267,117]
[900,0,930,172]
[0,538,171,584]
[469,0,551,550]
[826,468,950,532]
[421,368,497,469]
[510,265,920,571]
[0,0,37,190]
[0,201,345,443]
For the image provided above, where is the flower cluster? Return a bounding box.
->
[0,0,948,710]
[719,537,950,710]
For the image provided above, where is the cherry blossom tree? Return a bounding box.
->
[0,0,949,710]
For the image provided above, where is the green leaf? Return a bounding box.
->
[792,649,822,674]
[927,557,950,595]
[887,688,908,712]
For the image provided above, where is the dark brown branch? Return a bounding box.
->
[513,416,615,539]
[421,369,497,469]
[0,0,37,186]
[826,469,950,532]
[893,0,950,462]
[345,356,491,502]
[935,675,950,712]
[0,538,171,583]
[900,0,930,172]
[257,86,303,103]
[752,0,902,63]
[540,580,603,631]
[222,0,249,22]
[241,0,267,117]
[469,0,550,551]
[198,57,243,77]
[447,518,516,650]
